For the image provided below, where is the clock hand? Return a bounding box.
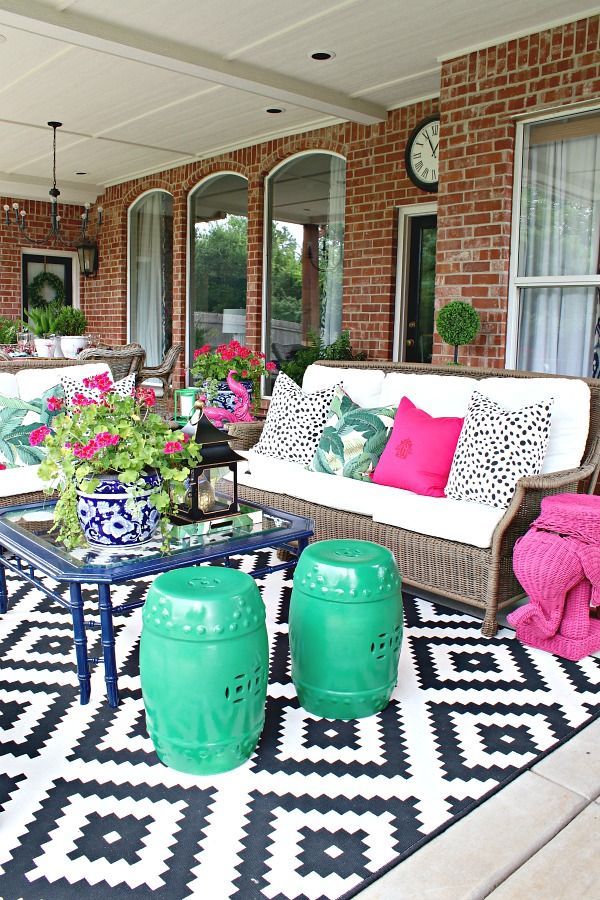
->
[425,133,435,154]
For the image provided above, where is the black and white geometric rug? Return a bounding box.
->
[1,550,599,900]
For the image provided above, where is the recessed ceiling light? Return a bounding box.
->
[309,51,335,61]
[75,171,87,176]
[265,107,285,114]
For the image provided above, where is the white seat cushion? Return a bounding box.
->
[237,450,382,516]
[302,364,386,408]
[371,488,506,549]
[0,373,19,399]
[16,363,111,402]
[0,464,52,498]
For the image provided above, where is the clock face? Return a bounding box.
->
[405,116,440,192]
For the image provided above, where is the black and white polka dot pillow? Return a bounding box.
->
[254,372,340,466]
[60,372,136,406]
[445,390,554,508]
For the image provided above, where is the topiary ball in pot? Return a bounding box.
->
[436,301,480,364]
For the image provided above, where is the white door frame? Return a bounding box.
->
[393,202,437,361]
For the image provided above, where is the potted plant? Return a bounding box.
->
[436,301,481,364]
[0,316,26,351]
[190,339,277,413]
[35,375,201,549]
[280,330,366,386]
[25,301,64,357]
[54,306,89,358]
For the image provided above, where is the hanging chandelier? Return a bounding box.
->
[2,121,103,276]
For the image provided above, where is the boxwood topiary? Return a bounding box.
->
[436,301,480,364]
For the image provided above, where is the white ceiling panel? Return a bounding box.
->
[0,0,595,198]
[0,45,218,135]
[53,0,346,58]
[105,86,334,157]
[12,134,189,184]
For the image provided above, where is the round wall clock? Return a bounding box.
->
[405,114,440,192]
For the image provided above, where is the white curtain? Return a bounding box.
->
[130,192,171,366]
[518,132,600,376]
[322,157,346,346]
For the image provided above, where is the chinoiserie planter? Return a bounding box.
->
[60,335,89,359]
[76,470,162,547]
[207,378,253,412]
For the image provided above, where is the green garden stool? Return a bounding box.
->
[290,539,403,720]
[140,566,268,775]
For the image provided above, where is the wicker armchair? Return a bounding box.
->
[139,343,182,397]
[78,343,146,381]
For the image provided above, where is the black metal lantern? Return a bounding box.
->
[76,238,99,277]
[171,402,244,524]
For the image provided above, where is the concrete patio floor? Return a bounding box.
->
[356,597,600,900]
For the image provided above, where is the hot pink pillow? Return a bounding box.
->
[371,396,464,497]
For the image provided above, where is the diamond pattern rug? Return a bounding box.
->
[0,551,599,899]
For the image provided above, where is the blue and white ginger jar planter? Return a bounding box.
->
[76,471,161,547]
[208,379,253,413]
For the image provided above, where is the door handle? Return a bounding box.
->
[406,339,415,348]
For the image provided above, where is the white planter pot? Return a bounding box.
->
[60,336,89,359]
[34,336,56,358]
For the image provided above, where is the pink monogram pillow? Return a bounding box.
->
[371,396,464,497]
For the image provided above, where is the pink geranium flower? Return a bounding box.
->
[265,361,278,372]
[83,373,114,393]
[163,440,183,454]
[47,395,64,412]
[135,387,156,407]
[29,425,51,446]
[95,432,120,448]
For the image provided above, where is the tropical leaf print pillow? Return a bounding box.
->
[0,385,65,467]
[311,387,396,481]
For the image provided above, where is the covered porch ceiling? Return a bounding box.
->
[0,0,596,204]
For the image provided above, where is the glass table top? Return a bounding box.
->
[0,499,295,571]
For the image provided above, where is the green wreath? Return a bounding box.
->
[28,271,65,308]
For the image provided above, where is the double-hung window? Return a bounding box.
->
[510,110,600,377]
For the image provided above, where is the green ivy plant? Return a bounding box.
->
[281,330,366,386]
[36,378,202,548]
[436,301,480,364]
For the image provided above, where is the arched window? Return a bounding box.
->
[264,152,346,369]
[128,190,173,366]
[188,173,248,360]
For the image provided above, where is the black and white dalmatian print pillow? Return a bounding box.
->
[254,372,340,466]
[445,390,554,508]
[60,372,136,406]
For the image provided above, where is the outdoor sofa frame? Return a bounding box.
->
[226,361,600,636]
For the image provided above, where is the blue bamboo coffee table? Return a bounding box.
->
[0,500,313,707]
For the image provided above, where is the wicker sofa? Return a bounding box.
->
[226,361,600,636]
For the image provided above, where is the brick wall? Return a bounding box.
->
[1,14,598,383]
[435,15,600,367]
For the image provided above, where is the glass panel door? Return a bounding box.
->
[405,215,436,363]
[22,254,73,317]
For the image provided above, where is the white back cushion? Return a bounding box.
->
[16,363,111,402]
[0,373,19,399]
[379,372,477,416]
[479,377,590,474]
[302,364,385,408]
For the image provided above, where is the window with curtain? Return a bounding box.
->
[189,173,248,361]
[514,111,600,377]
[129,191,173,366]
[264,153,346,378]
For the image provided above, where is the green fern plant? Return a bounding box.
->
[25,301,64,337]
